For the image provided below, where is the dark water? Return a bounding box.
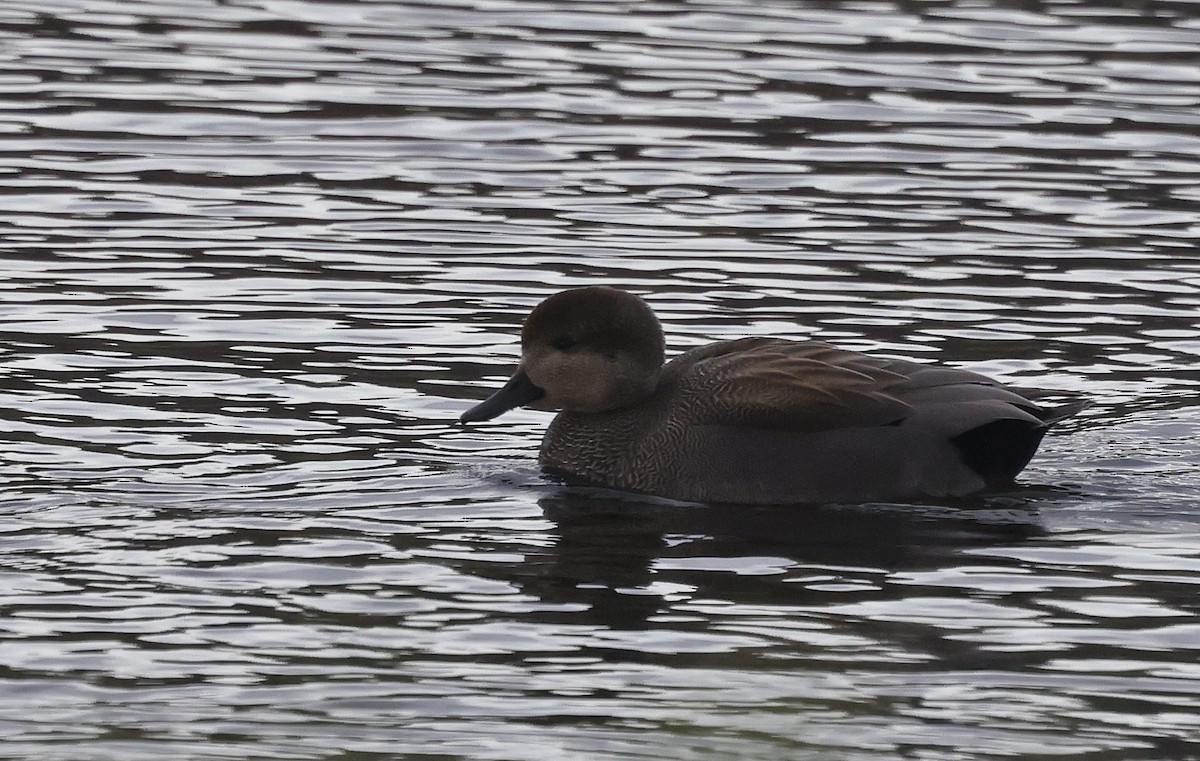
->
[2,0,1200,758]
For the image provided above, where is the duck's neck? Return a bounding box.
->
[539,407,650,490]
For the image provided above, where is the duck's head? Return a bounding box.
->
[460,286,665,423]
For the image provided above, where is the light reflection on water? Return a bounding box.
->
[2,0,1200,758]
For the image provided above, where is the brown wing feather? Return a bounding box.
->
[665,338,915,431]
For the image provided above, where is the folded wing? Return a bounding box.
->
[666,337,1049,436]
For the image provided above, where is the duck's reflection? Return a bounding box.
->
[508,486,1055,631]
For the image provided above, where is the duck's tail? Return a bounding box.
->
[1034,396,1091,426]
[1012,388,1091,426]
[1039,398,1091,425]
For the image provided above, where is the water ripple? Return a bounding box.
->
[2,0,1200,758]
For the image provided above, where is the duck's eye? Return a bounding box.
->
[551,336,577,351]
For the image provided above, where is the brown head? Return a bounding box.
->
[460,286,665,423]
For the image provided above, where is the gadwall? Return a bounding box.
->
[461,286,1085,504]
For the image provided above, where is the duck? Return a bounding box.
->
[460,286,1086,504]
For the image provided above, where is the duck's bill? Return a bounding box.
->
[459,367,546,423]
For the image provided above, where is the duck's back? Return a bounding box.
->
[540,338,1082,504]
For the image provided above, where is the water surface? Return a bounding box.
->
[2,0,1200,759]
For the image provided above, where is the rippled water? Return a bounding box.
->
[2,0,1200,758]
